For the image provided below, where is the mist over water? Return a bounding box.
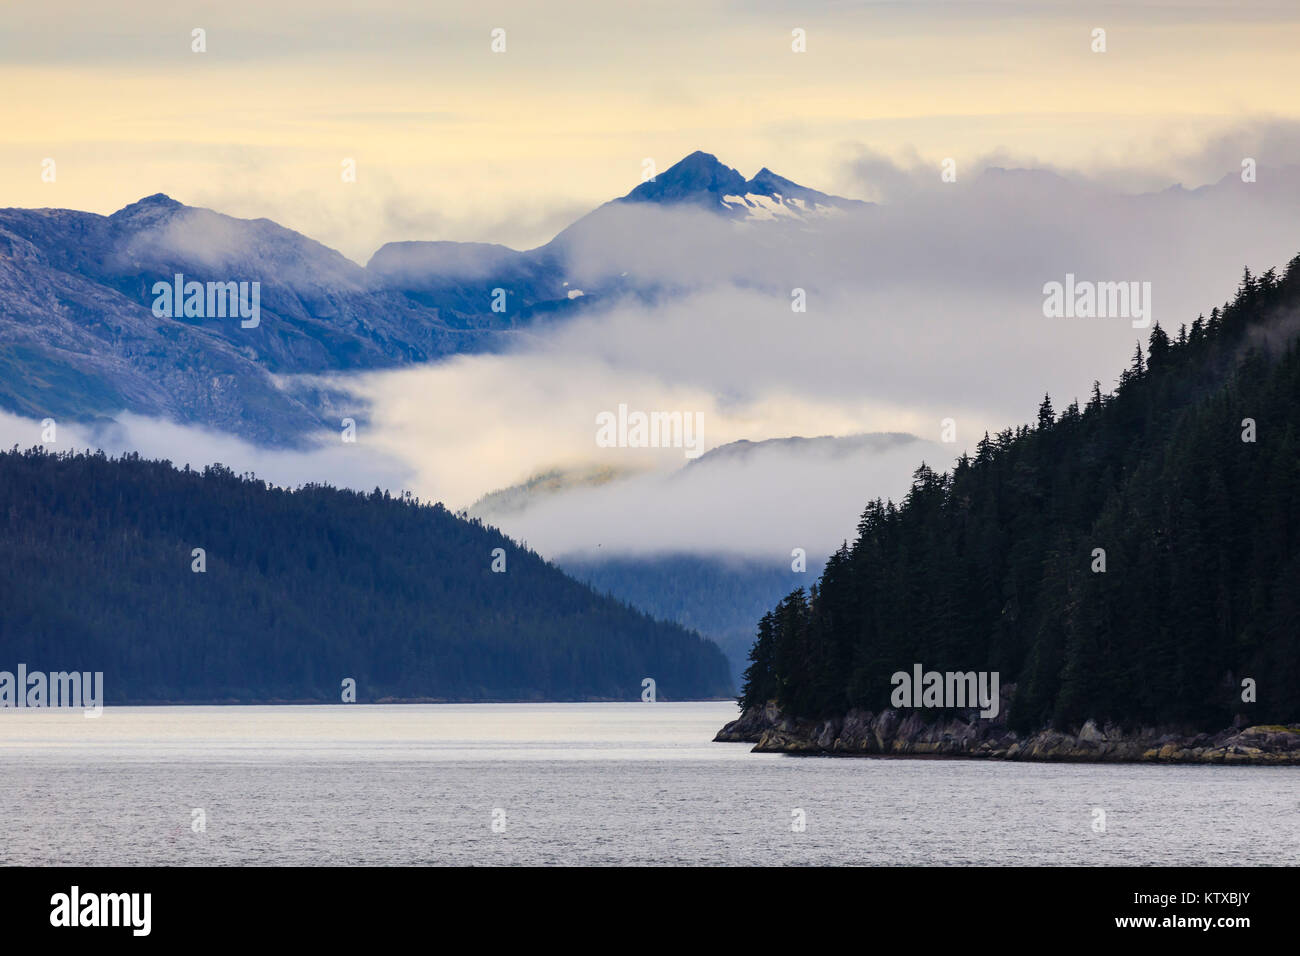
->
[3,703,1294,866]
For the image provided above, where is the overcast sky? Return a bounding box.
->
[4,0,1300,259]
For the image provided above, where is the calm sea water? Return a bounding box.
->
[1,702,1295,865]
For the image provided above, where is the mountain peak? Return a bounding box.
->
[679,149,724,167]
[110,193,184,220]
[617,152,867,219]
[622,151,748,206]
[746,167,803,195]
[133,192,181,208]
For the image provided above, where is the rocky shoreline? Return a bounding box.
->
[715,701,1300,764]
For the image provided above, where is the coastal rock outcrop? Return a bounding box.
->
[714,700,1300,765]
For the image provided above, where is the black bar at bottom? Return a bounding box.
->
[0,865,1277,943]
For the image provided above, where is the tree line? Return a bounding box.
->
[742,257,1300,731]
[0,451,732,702]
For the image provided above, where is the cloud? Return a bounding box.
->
[325,336,899,509]
[474,433,943,559]
[10,141,1300,564]
[312,151,1300,557]
[842,121,1300,200]
[118,206,365,288]
[0,411,413,494]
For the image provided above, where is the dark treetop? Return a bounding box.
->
[0,450,731,702]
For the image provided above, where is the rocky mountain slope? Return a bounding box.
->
[1,152,855,445]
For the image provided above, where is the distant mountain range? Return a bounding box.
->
[0,151,856,444]
[0,153,929,699]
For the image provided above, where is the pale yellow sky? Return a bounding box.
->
[4,0,1299,260]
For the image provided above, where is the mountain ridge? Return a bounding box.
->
[0,151,860,444]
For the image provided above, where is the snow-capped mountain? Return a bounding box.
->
[367,150,868,299]
[0,151,867,443]
[618,151,869,221]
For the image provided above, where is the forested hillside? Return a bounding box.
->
[742,257,1300,732]
[0,450,731,702]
